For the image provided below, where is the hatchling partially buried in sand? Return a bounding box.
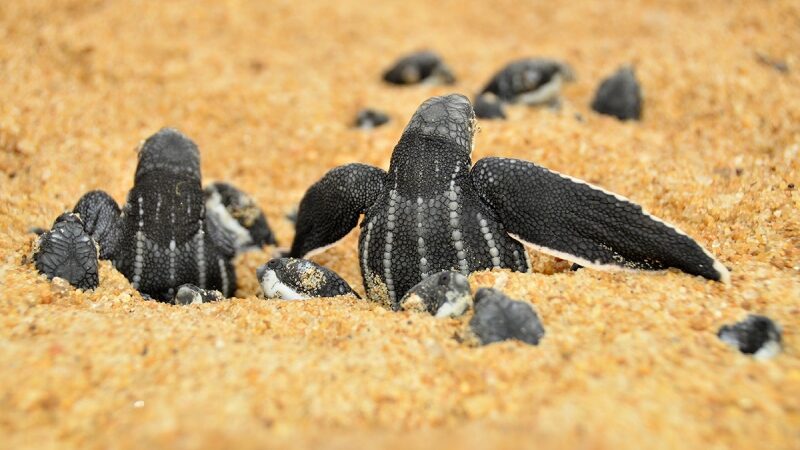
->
[289,94,730,309]
[382,51,456,85]
[480,58,575,107]
[257,257,360,300]
[70,128,240,301]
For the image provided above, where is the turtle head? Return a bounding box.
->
[135,128,201,182]
[402,94,476,155]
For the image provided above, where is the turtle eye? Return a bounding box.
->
[267,259,280,269]
[438,273,451,285]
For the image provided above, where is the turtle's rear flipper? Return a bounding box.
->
[34,213,99,290]
[289,163,386,258]
[73,190,121,260]
[471,157,730,283]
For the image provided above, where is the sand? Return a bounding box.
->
[0,0,799,448]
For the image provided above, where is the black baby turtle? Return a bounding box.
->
[469,288,545,345]
[257,257,359,300]
[399,270,472,317]
[473,94,506,120]
[355,108,390,130]
[288,94,729,309]
[204,181,277,252]
[480,58,575,106]
[172,284,224,305]
[591,66,642,121]
[71,128,237,301]
[33,213,99,290]
[383,51,455,85]
[718,314,782,360]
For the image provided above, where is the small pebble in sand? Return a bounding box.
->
[473,94,506,120]
[204,181,277,252]
[33,213,99,290]
[718,314,782,360]
[591,65,642,121]
[172,284,224,305]
[382,51,455,85]
[480,58,575,107]
[400,270,472,318]
[469,288,545,345]
[257,257,359,300]
[354,108,390,129]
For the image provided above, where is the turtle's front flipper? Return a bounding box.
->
[471,157,730,283]
[34,213,99,290]
[73,190,121,260]
[290,163,386,258]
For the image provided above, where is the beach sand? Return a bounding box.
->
[0,0,798,448]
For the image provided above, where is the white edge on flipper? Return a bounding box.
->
[302,233,351,259]
[259,269,310,301]
[509,232,641,276]
[510,163,731,284]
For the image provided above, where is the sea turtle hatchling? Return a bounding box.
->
[204,181,277,252]
[354,108,391,130]
[257,257,360,300]
[171,284,225,305]
[469,288,545,345]
[480,58,575,107]
[399,270,473,318]
[591,65,643,121]
[718,314,782,360]
[289,93,730,309]
[70,128,238,301]
[382,51,456,85]
[33,212,99,290]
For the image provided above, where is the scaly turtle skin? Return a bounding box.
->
[257,257,359,300]
[74,190,121,260]
[289,94,729,308]
[33,213,99,290]
[204,181,277,251]
[591,66,642,121]
[382,51,455,85]
[399,270,472,317]
[469,288,545,345]
[72,128,237,301]
[481,58,575,106]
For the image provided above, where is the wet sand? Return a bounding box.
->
[0,0,799,448]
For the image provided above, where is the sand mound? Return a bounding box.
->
[0,1,798,448]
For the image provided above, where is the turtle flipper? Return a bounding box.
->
[34,213,99,290]
[73,190,121,260]
[471,157,730,283]
[289,163,386,258]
